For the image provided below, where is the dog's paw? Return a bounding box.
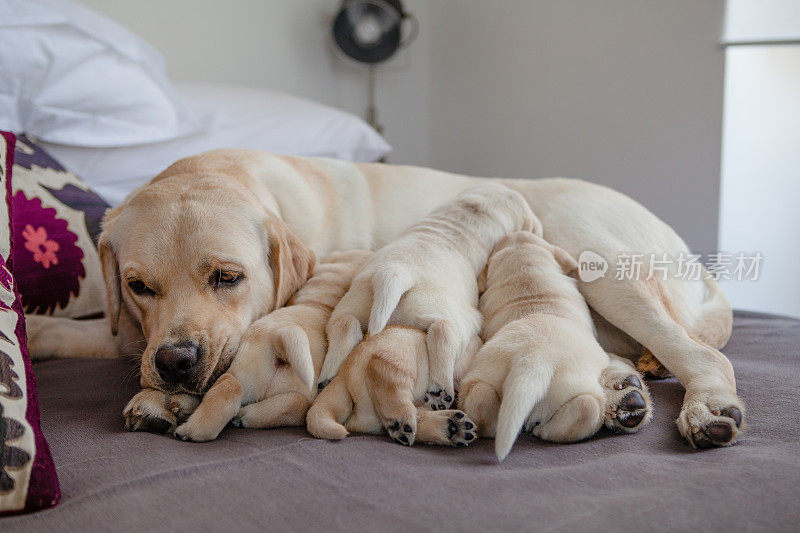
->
[174,418,220,443]
[385,419,417,446]
[601,367,652,433]
[423,387,454,411]
[123,389,177,434]
[168,394,201,424]
[677,393,744,448]
[315,378,332,392]
[445,411,477,447]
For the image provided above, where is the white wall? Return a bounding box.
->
[78,0,433,166]
[719,45,800,317]
[426,0,726,254]
[80,0,725,254]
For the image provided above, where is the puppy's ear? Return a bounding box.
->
[521,208,544,237]
[477,263,489,295]
[98,236,121,336]
[551,244,579,278]
[527,233,579,277]
[272,326,315,391]
[268,220,316,309]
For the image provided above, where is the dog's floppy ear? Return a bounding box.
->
[272,326,315,391]
[267,219,316,310]
[98,235,121,336]
[527,233,579,277]
[477,263,489,295]
[551,244,579,278]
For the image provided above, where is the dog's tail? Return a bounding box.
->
[368,265,414,335]
[272,326,315,391]
[306,377,352,440]
[494,358,552,462]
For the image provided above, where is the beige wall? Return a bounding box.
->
[79,0,433,166]
[427,0,726,253]
[80,0,725,252]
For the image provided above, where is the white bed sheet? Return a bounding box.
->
[42,82,392,205]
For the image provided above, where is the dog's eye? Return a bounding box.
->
[128,279,155,297]
[211,269,243,289]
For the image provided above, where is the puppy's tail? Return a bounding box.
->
[272,326,315,391]
[368,265,413,335]
[306,377,352,440]
[494,359,552,462]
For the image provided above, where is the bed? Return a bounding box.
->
[4,311,798,531]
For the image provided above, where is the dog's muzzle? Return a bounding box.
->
[154,341,200,385]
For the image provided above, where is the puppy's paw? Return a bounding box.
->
[423,387,454,411]
[677,392,744,449]
[385,419,417,446]
[174,418,221,443]
[123,389,177,434]
[601,368,652,433]
[316,378,332,392]
[445,411,477,447]
[168,394,201,424]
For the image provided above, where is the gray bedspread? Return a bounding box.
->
[5,311,800,532]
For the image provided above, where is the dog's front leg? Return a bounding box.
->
[174,373,243,442]
[123,388,199,434]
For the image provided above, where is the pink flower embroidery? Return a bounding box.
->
[22,224,60,269]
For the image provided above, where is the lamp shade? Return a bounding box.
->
[723,0,800,45]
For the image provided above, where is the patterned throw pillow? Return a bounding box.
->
[12,134,109,317]
[0,131,60,515]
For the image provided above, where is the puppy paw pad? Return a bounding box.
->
[423,388,453,411]
[447,411,477,447]
[386,420,416,446]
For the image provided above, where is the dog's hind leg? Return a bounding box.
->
[580,275,744,448]
[600,353,652,433]
[233,392,309,429]
[424,319,460,410]
[26,315,143,360]
[531,393,604,443]
[306,377,353,439]
[317,284,372,390]
[459,379,501,437]
[366,354,418,445]
[317,313,363,390]
[416,409,477,446]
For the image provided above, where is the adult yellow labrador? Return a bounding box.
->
[26,149,743,448]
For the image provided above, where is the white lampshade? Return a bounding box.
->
[723,0,800,45]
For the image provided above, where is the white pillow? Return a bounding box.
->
[42,82,393,205]
[0,0,207,147]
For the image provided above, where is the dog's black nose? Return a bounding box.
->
[154,342,199,384]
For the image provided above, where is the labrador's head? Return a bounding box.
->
[99,173,314,394]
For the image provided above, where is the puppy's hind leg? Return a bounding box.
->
[416,409,477,447]
[600,353,653,433]
[459,379,501,437]
[531,393,604,443]
[424,319,459,410]
[233,392,309,429]
[317,313,363,391]
[366,355,418,446]
[306,377,353,440]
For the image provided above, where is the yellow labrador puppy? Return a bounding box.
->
[307,325,480,446]
[317,183,538,412]
[173,250,371,442]
[27,149,743,448]
[460,232,652,461]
